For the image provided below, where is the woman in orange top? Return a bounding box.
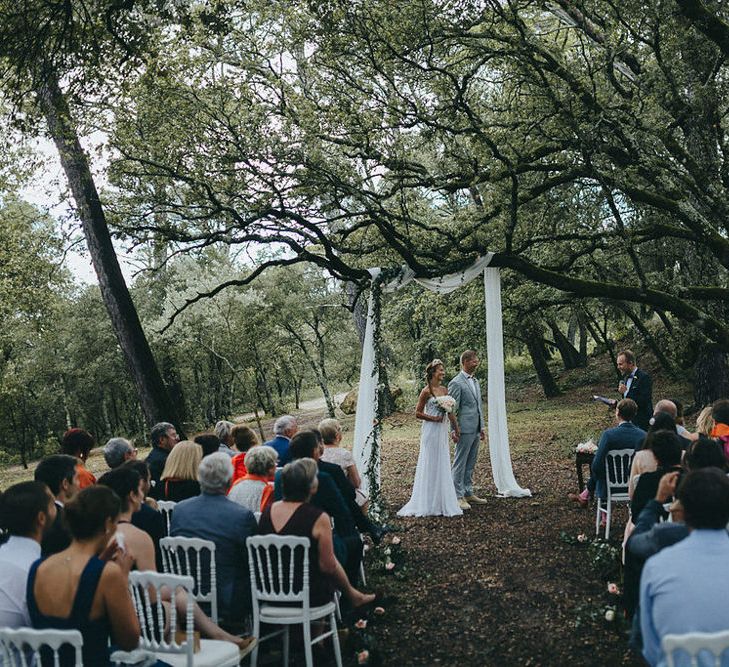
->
[62,428,97,489]
[710,399,729,458]
[228,445,277,513]
[229,424,260,484]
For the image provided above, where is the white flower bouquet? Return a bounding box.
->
[434,395,456,414]
[575,439,597,454]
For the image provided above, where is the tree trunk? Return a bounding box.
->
[523,328,561,397]
[548,319,586,369]
[693,346,729,408]
[346,281,368,346]
[618,305,678,376]
[37,74,182,433]
[582,308,621,381]
[251,342,276,415]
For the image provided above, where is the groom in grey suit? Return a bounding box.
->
[448,350,488,510]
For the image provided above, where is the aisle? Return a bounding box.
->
[374,403,643,667]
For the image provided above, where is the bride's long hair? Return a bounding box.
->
[425,359,444,397]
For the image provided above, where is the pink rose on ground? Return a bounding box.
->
[607,583,619,595]
[355,619,367,629]
[357,649,370,664]
[576,533,588,543]
[374,606,385,615]
[385,561,395,571]
[391,536,401,545]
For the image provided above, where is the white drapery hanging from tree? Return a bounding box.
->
[352,257,531,504]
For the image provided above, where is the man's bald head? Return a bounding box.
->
[654,399,677,419]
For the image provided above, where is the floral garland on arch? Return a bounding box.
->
[362,267,402,523]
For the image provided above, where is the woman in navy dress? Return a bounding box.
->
[27,485,139,666]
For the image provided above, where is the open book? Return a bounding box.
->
[592,395,617,407]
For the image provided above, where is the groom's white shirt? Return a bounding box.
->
[460,370,480,402]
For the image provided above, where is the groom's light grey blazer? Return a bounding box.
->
[448,371,484,434]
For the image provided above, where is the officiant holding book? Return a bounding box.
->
[616,349,653,432]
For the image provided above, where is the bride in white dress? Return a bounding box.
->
[398,359,463,517]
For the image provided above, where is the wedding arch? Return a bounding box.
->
[351,255,531,514]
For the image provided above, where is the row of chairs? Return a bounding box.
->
[5,612,729,667]
[0,534,341,667]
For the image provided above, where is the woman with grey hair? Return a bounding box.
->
[228,446,277,512]
[214,420,237,457]
[258,458,376,608]
[103,437,136,469]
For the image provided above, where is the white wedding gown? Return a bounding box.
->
[397,397,463,517]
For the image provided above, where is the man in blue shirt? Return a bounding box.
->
[640,468,729,667]
[570,398,645,506]
[266,415,298,465]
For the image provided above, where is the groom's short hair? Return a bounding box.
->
[460,349,478,365]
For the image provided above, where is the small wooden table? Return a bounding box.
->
[575,451,595,492]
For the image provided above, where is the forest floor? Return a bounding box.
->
[332,355,689,667]
[0,354,691,666]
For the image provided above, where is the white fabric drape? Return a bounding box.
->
[352,257,531,498]
[484,268,531,497]
[352,293,380,493]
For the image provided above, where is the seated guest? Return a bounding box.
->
[159,440,202,502]
[27,485,140,665]
[146,421,180,498]
[98,466,247,649]
[266,415,298,465]
[123,460,165,570]
[628,413,678,498]
[214,420,237,458]
[630,431,683,521]
[625,437,728,624]
[228,446,277,513]
[711,398,729,458]
[641,468,729,666]
[170,453,257,623]
[569,399,645,507]
[260,459,375,609]
[230,424,260,484]
[311,428,387,543]
[694,405,715,438]
[319,418,368,509]
[0,481,57,628]
[34,454,80,556]
[61,428,97,489]
[194,432,222,457]
[668,398,691,439]
[649,401,691,449]
[103,437,137,469]
[275,431,363,583]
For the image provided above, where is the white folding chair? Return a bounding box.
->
[247,535,342,667]
[0,627,83,666]
[595,448,634,539]
[663,630,729,667]
[160,537,219,624]
[359,534,367,587]
[157,500,177,536]
[123,570,239,667]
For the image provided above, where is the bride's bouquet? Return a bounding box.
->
[434,395,456,414]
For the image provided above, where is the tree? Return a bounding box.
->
[101,0,729,390]
[0,0,183,430]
